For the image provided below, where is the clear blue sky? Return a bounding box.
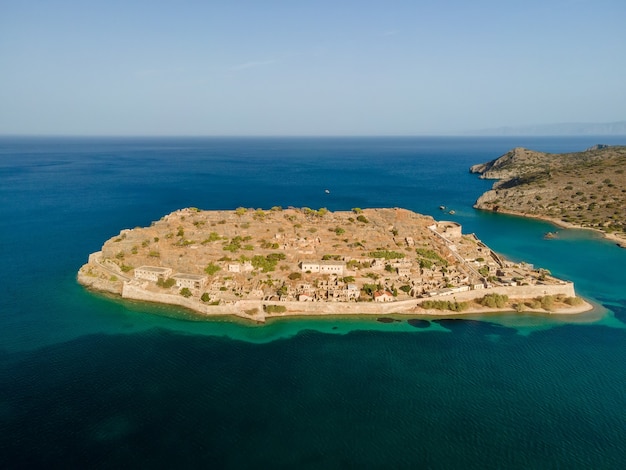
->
[1,0,625,136]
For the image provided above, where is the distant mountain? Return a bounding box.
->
[471,121,626,136]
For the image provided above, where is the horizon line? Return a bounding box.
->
[2,133,626,139]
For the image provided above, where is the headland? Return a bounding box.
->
[471,145,626,247]
[78,207,591,322]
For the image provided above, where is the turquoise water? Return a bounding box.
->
[1,136,625,468]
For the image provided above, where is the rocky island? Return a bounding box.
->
[78,207,590,322]
[471,145,626,246]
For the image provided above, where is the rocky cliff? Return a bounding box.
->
[470,145,626,237]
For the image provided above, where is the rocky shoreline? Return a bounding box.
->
[77,207,593,322]
[471,145,626,248]
[473,196,626,248]
[79,270,593,322]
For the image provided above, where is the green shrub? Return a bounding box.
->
[420,259,433,269]
[204,263,221,275]
[157,277,176,288]
[251,253,284,272]
[540,295,555,311]
[564,296,583,306]
[264,305,287,313]
[202,232,221,244]
[415,248,448,266]
[361,283,379,296]
[479,293,509,308]
[370,250,405,260]
[317,208,328,217]
[421,300,468,312]
[180,287,192,298]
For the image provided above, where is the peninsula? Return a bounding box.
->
[78,207,590,322]
[471,145,626,246]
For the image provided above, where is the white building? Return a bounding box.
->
[301,261,320,273]
[320,260,345,275]
[397,266,412,277]
[374,290,394,302]
[228,262,254,273]
[298,293,314,302]
[134,266,173,282]
[172,273,208,290]
[301,260,346,275]
[346,284,360,299]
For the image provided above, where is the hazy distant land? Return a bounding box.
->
[471,121,626,136]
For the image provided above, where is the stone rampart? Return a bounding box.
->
[122,283,246,318]
[120,281,578,323]
[419,282,575,303]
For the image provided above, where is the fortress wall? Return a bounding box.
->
[122,283,241,317]
[120,281,577,322]
[88,251,102,264]
[122,283,420,320]
[420,283,575,304]
[236,299,419,317]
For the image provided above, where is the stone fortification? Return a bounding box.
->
[78,207,590,321]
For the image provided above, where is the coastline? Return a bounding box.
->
[79,272,594,323]
[474,206,626,248]
[76,206,597,325]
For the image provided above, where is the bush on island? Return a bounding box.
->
[421,300,468,312]
[157,277,176,288]
[264,305,287,313]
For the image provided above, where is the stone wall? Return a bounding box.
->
[120,280,578,323]
[420,282,576,303]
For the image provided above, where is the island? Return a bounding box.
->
[471,145,626,247]
[77,207,591,322]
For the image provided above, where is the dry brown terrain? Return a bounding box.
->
[471,145,626,240]
[77,207,589,320]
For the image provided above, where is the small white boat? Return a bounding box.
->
[325,189,330,194]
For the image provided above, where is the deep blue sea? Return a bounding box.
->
[1,136,625,468]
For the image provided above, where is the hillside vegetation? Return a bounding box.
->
[470,145,626,238]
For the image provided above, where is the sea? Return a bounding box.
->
[1,136,625,468]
